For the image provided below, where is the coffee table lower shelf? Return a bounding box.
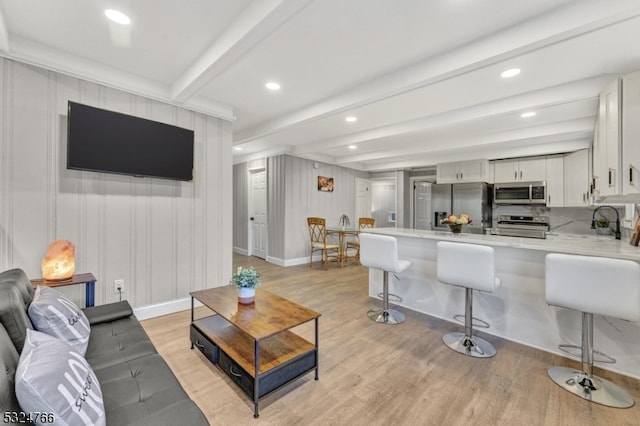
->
[190,315,318,417]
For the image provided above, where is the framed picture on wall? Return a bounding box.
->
[318,176,334,192]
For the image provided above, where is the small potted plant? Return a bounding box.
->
[595,216,611,235]
[339,214,351,229]
[229,266,261,304]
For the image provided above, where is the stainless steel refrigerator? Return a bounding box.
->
[430,182,493,234]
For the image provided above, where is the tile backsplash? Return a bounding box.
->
[492,205,632,237]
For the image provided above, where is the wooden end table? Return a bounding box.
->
[30,273,97,307]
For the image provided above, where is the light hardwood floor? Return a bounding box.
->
[141,254,640,426]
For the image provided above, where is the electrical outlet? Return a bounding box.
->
[114,279,125,294]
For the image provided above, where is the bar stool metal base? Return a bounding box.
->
[548,366,634,408]
[369,270,405,324]
[453,314,490,329]
[442,331,496,358]
[367,308,405,324]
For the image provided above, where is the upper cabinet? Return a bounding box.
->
[622,70,640,195]
[593,78,621,197]
[493,157,546,183]
[592,71,640,199]
[564,149,591,206]
[436,159,490,183]
[546,155,564,207]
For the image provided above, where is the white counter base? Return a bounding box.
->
[367,228,640,379]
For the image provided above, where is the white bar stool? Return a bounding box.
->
[437,241,501,358]
[545,253,640,408]
[360,233,412,324]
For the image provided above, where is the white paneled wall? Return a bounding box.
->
[0,59,232,310]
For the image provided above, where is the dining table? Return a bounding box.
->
[326,226,360,266]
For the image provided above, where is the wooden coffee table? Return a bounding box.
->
[189,286,320,418]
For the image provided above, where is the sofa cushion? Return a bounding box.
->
[84,315,158,370]
[0,268,34,306]
[95,354,199,424]
[0,324,21,416]
[28,286,91,355]
[15,330,106,426]
[0,286,33,353]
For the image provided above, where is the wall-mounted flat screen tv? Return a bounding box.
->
[67,101,194,181]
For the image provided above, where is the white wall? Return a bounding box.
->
[0,59,233,310]
[236,155,369,266]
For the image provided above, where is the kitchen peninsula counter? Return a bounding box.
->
[364,227,640,379]
[366,227,640,261]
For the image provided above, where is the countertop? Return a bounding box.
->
[366,227,640,261]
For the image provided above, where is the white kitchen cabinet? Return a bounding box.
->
[593,78,621,197]
[493,157,546,183]
[436,159,490,183]
[545,155,564,207]
[622,70,640,195]
[436,162,459,183]
[564,149,590,206]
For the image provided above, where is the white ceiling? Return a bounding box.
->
[2,0,640,172]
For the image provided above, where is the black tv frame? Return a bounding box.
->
[67,101,194,181]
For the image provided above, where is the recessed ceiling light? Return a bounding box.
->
[501,68,521,78]
[265,82,281,91]
[345,116,357,122]
[104,9,131,25]
[521,111,537,118]
[233,146,243,151]
[348,145,357,150]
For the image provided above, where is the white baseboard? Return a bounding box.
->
[134,297,203,321]
[266,256,286,266]
[239,253,326,268]
[233,247,248,255]
[267,255,320,267]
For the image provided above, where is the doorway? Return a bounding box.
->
[249,169,267,259]
[354,178,372,222]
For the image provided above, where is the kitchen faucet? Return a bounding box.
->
[590,205,621,240]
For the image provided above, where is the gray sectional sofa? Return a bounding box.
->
[0,268,208,425]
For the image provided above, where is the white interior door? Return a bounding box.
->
[355,178,372,222]
[249,169,267,259]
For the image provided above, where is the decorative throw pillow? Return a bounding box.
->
[15,329,106,426]
[28,286,90,356]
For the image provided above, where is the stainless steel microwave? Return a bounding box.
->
[494,181,546,205]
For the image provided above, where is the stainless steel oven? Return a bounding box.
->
[494,181,546,205]
[491,215,549,239]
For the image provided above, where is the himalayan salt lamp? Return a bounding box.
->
[41,240,76,280]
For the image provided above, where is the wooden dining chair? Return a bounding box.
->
[345,217,375,264]
[307,217,340,270]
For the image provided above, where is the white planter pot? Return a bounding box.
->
[237,287,256,304]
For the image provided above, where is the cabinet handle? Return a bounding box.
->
[194,340,205,349]
[631,165,634,184]
[608,168,615,187]
[514,171,517,180]
[460,173,463,179]
[229,365,242,378]
[520,170,522,180]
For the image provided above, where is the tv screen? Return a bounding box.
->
[67,101,194,181]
